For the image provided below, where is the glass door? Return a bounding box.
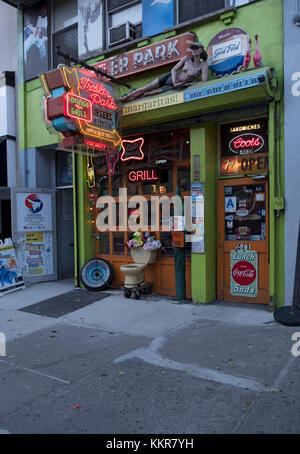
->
[217,177,269,304]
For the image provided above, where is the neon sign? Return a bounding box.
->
[63,93,92,122]
[106,152,120,176]
[121,138,144,161]
[222,155,268,175]
[229,134,264,155]
[79,77,117,110]
[40,65,121,151]
[128,169,158,182]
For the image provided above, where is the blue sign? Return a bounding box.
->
[142,0,174,37]
[184,72,266,103]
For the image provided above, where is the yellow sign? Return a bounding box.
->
[25,232,44,243]
[121,91,184,116]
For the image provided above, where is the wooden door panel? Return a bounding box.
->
[217,178,269,304]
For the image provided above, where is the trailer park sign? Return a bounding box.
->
[40,65,121,154]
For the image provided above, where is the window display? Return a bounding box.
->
[224,184,266,241]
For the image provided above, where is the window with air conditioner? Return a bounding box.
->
[107,0,142,47]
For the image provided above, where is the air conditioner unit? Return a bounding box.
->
[109,22,136,46]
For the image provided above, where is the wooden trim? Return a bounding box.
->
[217,176,269,304]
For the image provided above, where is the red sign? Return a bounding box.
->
[63,93,92,122]
[79,77,117,110]
[128,169,158,182]
[229,133,264,155]
[121,138,144,161]
[40,65,121,150]
[232,260,256,286]
[94,32,195,79]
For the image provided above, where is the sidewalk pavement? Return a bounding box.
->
[0,279,299,434]
[0,278,275,341]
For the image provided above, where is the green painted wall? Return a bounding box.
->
[17,0,285,305]
[190,125,218,303]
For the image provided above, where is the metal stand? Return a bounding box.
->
[122,282,153,300]
[274,221,300,326]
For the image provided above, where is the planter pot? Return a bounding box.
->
[130,247,157,264]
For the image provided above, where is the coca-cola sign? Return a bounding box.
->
[232,261,256,286]
[230,250,258,298]
[229,133,264,155]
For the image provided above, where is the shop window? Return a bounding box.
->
[98,232,110,255]
[111,173,123,196]
[177,166,190,193]
[160,232,174,257]
[52,0,78,68]
[97,175,109,196]
[224,184,267,241]
[127,180,139,196]
[56,151,73,186]
[113,232,125,254]
[159,168,172,194]
[142,182,157,195]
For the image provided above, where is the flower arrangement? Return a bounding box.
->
[126,232,164,251]
[126,232,144,249]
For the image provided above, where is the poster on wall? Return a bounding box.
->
[191,183,205,253]
[78,0,103,57]
[230,250,258,297]
[24,1,48,81]
[14,232,53,277]
[142,0,174,37]
[0,239,25,297]
[16,192,52,232]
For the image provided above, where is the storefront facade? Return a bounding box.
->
[16,0,285,306]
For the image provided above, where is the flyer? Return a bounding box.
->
[0,239,25,297]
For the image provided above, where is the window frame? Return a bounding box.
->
[50,0,78,69]
[105,0,142,48]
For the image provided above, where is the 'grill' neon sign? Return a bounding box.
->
[128,169,158,182]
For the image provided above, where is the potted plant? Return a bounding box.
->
[126,232,164,264]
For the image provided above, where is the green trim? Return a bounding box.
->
[76,154,94,287]
[191,125,217,303]
[220,10,236,26]
[73,152,79,287]
[25,78,42,92]
[137,39,151,48]
[162,30,177,39]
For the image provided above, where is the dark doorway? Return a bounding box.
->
[1,199,11,240]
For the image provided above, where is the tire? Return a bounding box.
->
[80,258,114,291]
[134,291,140,300]
[124,289,131,298]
